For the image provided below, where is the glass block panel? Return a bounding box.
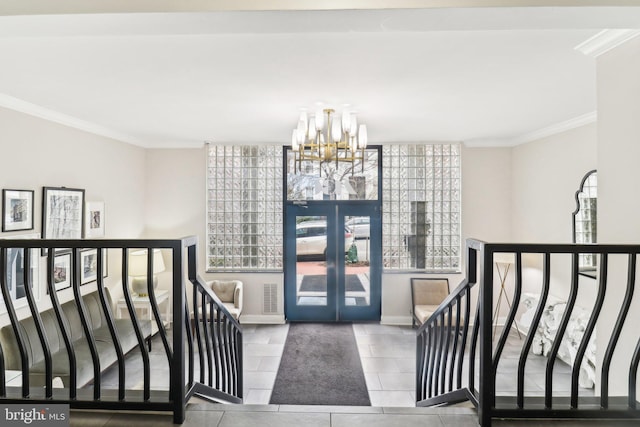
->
[382,144,461,272]
[207,144,283,271]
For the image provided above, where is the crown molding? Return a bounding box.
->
[575,29,640,58]
[511,111,597,145]
[464,111,597,148]
[0,93,145,147]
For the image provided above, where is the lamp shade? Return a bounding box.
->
[494,253,515,264]
[129,249,166,277]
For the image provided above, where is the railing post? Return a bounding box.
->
[478,245,494,427]
[172,242,187,424]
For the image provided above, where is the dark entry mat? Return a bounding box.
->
[299,274,365,292]
[269,323,371,406]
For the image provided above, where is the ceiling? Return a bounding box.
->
[0,6,639,148]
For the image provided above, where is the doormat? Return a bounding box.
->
[269,323,371,406]
[299,275,365,292]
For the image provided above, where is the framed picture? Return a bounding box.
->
[85,201,105,238]
[42,187,85,255]
[53,252,72,292]
[80,248,108,285]
[0,233,40,312]
[2,189,34,232]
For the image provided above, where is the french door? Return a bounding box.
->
[284,201,381,322]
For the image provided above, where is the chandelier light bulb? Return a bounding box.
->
[358,124,368,148]
[341,110,351,134]
[296,119,307,142]
[291,129,299,151]
[308,117,317,140]
[332,118,342,142]
[314,108,324,130]
[299,111,308,134]
[349,114,358,135]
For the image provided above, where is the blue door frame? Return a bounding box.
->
[284,201,381,322]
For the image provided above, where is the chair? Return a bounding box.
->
[411,278,450,328]
[208,280,243,321]
[192,280,243,327]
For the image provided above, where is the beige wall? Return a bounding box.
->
[596,35,640,396]
[510,123,598,306]
[0,106,146,324]
[512,123,597,244]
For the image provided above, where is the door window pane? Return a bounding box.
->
[345,216,370,307]
[296,216,328,306]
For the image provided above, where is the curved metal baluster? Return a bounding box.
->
[468,301,481,394]
[493,253,522,374]
[517,253,550,408]
[72,248,102,400]
[0,248,30,397]
[120,249,150,401]
[202,296,214,386]
[47,250,77,398]
[602,254,635,408]
[441,305,453,394]
[448,296,461,392]
[545,253,579,409]
[95,249,126,401]
[457,288,471,390]
[571,254,607,408]
[193,286,205,383]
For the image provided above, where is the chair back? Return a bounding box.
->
[411,278,450,306]
[209,280,240,304]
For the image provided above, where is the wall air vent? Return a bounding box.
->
[263,283,278,314]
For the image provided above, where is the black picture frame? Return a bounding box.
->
[80,248,108,285]
[42,187,85,255]
[52,251,72,292]
[2,189,35,232]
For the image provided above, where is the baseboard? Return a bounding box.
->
[381,315,412,326]
[240,314,285,324]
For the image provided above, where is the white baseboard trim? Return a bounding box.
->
[240,314,285,324]
[381,315,412,326]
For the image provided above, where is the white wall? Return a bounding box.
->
[596,35,640,396]
[0,107,147,324]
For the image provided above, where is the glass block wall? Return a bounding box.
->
[382,144,461,271]
[206,145,283,271]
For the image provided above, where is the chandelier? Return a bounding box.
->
[291,108,368,176]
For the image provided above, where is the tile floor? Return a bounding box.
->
[71,322,624,426]
[242,322,417,406]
